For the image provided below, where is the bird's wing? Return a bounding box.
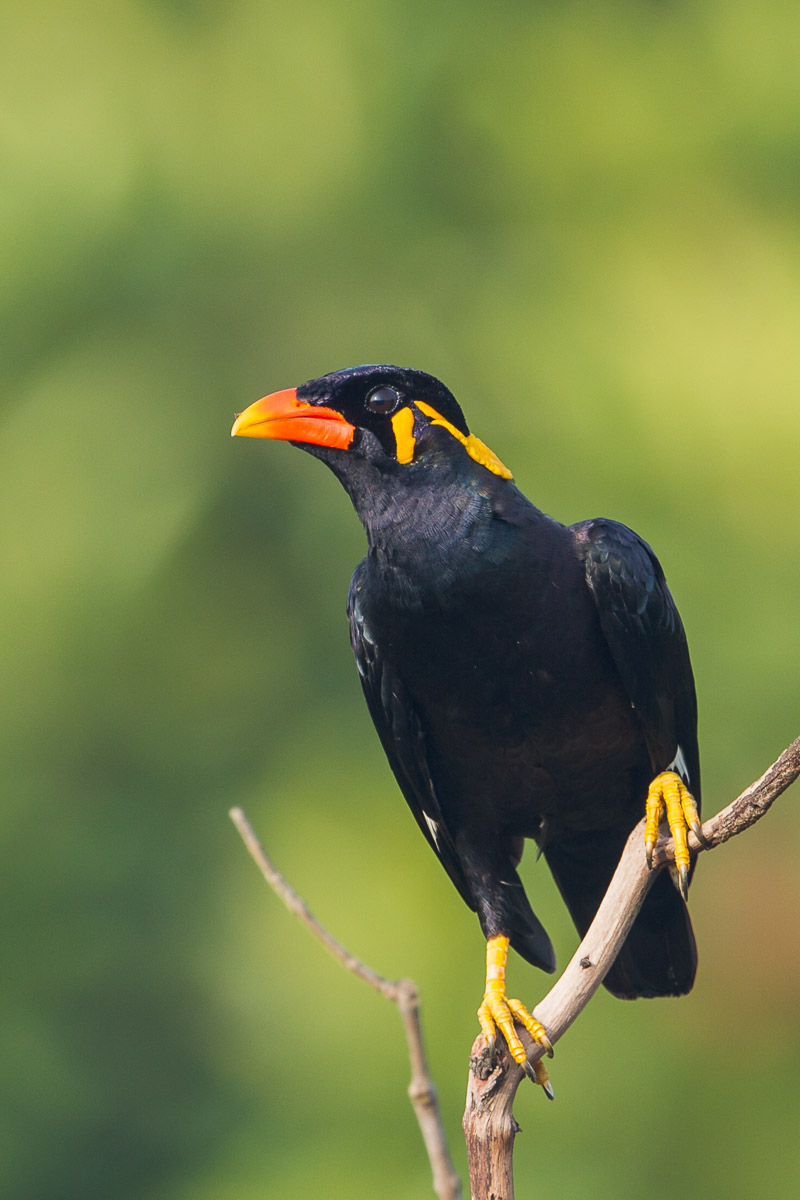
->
[571,518,700,802]
[347,566,475,908]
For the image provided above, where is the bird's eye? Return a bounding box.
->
[366,386,400,415]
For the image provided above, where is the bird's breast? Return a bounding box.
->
[357,534,648,835]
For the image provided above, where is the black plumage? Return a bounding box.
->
[233,364,700,1018]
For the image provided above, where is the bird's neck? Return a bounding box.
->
[308,442,554,605]
[340,458,555,616]
[342,458,497,555]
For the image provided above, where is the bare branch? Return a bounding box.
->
[656,733,800,860]
[228,736,800,1200]
[462,736,800,1198]
[463,1039,521,1199]
[229,807,463,1200]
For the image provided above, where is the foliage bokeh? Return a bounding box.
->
[2,2,799,1197]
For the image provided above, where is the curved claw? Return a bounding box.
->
[524,1058,554,1098]
[688,813,709,849]
[644,831,657,869]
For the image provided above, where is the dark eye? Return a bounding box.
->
[366,385,400,415]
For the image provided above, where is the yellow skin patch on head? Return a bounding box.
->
[391,406,416,464]
[416,401,513,480]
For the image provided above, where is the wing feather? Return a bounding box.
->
[572,518,701,802]
[347,565,474,908]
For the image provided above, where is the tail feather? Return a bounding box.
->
[503,869,557,975]
[544,829,697,998]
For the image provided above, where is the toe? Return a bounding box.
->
[506,997,553,1057]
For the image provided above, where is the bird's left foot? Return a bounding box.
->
[477,935,554,1098]
[644,770,706,899]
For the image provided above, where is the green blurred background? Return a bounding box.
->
[2,1,799,1196]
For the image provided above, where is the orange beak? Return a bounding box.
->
[231,388,356,450]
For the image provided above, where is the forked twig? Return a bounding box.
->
[229,807,462,1200]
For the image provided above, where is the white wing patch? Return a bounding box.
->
[423,813,440,849]
[668,744,690,785]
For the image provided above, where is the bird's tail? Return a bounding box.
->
[544,830,697,998]
[503,870,557,975]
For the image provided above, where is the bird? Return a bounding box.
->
[231,364,703,1095]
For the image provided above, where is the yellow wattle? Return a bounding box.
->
[391,406,416,464]
[416,401,513,480]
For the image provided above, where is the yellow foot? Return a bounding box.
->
[644,770,706,899]
[477,935,554,1099]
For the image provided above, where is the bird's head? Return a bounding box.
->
[231,364,512,482]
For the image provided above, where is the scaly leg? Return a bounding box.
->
[644,770,705,899]
[477,934,554,1098]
